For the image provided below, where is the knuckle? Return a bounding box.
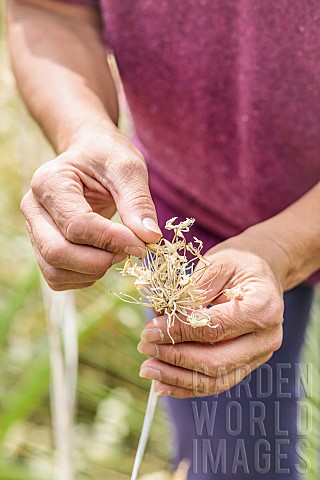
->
[65,216,86,244]
[117,159,155,207]
[123,156,147,178]
[273,297,284,322]
[211,312,232,341]
[93,233,116,252]
[202,322,220,343]
[25,221,32,238]
[197,327,208,343]
[253,294,284,330]
[43,266,61,283]
[130,194,157,217]
[97,223,118,251]
[265,294,284,327]
[65,215,117,252]
[20,192,30,215]
[113,156,147,188]
[251,331,270,357]
[170,371,185,388]
[265,307,283,329]
[42,240,65,267]
[94,261,111,276]
[173,321,188,343]
[46,281,64,292]
[198,327,215,344]
[20,190,38,220]
[31,165,51,196]
[94,270,106,280]
[269,329,283,353]
[169,346,184,367]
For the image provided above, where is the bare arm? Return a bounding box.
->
[8,0,118,151]
[7,0,161,290]
[242,181,320,291]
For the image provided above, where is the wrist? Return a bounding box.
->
[245,184,320,290]
[209,229,289,294]
[62,121,119,153]
[64,128,146,167]
[241,226,291,291]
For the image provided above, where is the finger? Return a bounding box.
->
[102,139,162,243]
[137,328,282,374]
[32,242,106,285]
[27,222,110,289]
[140,354,271,397]
[24,191,126,274]
[141,285,283,345]
[193,252,236,303]
[140,299,247,345]
[47,281,96,291]
[29,160,147,255]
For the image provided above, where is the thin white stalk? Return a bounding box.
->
[62,293,78,416]
[42,282,78,480]
[131,380,158,480]
[20,104,78,480]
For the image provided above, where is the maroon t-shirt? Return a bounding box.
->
[63,0,320,278]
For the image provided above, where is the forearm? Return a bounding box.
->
[243,182,320,290]
[7,0,118,153]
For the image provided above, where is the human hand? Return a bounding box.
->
[138,233,286,397]
[21,132,162,290]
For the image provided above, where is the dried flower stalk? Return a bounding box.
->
[117,217,243,343]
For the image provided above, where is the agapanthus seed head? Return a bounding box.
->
[117,218,242,344]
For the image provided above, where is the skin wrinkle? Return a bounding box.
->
[144,353,271,396]
[8,1,320,403]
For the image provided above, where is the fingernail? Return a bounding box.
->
[137,341,159,358]
[142,217,162,236]
[155,389,172,397]
[139,367,161,380]
[124,246,146,257]
[141,328,164,343]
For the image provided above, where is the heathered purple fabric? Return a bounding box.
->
[61,0,320,279]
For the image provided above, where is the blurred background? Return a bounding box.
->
[0,3,170,479]
[0,3,319,479]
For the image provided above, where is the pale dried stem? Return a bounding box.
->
[118,218,243,343]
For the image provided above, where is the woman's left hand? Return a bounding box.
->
[138,232,288,398]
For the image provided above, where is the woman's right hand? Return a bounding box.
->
[21,132,162,290]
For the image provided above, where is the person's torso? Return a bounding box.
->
[99,0,320,241]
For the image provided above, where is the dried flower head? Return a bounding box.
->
[117,218,241,343]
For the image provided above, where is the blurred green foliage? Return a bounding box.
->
[0,3,319,479]
[0,5,169,479]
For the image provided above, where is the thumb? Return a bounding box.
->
[110,158,162,243]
